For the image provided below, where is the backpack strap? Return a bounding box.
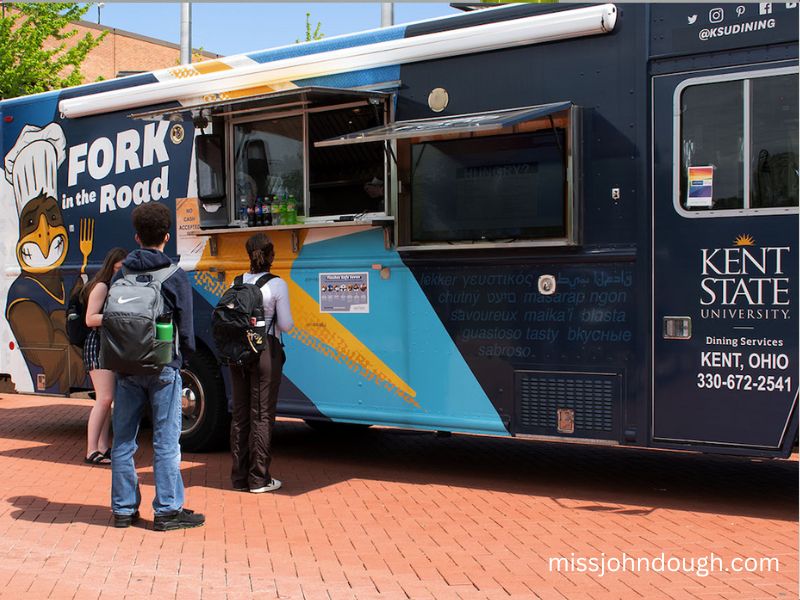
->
[254,273,278,288]
[268,310,285,347]
[122,263,179,283]
[148,263,180,283]
[252,273,281,339]
[234,273,277,287]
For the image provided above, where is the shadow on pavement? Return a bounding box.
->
[7,495,113,527]
[0,401,796,522]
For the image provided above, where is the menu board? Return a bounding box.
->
[319,272,369,313]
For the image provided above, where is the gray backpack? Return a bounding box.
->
[100,264,179,375]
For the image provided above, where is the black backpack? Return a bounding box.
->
[212,274,277,366]
[66,284,91,349]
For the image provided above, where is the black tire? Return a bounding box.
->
[180,348,229,452]
[304,419,372,434]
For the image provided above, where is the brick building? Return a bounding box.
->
[53,20,221,83]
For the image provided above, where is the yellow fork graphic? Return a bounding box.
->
[79,218,94,274]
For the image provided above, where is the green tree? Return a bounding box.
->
[296,12,324,44]
[0,3,106,99]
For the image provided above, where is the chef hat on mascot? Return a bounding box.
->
[4,123,67,214]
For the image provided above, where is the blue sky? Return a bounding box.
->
[95,3,459,57]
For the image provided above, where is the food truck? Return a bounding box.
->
[1,2,797,455]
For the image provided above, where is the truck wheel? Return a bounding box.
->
[180,349,229,452]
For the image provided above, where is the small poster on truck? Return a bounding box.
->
[686,165,714,208]
[319,272,369,313]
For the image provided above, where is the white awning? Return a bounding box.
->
[58,4,616,119]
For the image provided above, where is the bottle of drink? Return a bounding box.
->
[273,195,282,226]
[279,194,288,225]
[156,314,173,341]
[252,305,266,331]
[247,201,256,227]
[255,197,264,226]
[263,196,273,226]
[238,197,248,227]
[286,195,297,225]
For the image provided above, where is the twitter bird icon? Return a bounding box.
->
[688,14,698,24]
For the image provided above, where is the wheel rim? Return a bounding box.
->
[180,368,205,437]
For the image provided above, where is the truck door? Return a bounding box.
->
[652,63,798,451]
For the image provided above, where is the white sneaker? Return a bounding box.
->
[250,478,282,493]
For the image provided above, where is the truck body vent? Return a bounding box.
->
[514,371,621,440]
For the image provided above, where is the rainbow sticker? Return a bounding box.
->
[687,165,714,208]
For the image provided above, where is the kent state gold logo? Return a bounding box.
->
[170,124,185,144]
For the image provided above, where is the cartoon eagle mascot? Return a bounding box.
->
[4,123,85,394]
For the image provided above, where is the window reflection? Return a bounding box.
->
[679,72,798,213]
[680,81,744,210]
[751,74,799,208]
[408,129,567,244]
[233,117,304,212]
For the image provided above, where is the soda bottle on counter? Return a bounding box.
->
[238,197,248,227]
[262,196,273,226]
[246,201,256,227]
[255,197,264,226]
[276,195,286,226]
[270,195,279,226]
[286,195,297,225]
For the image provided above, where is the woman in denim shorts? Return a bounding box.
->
[82,247,127,465]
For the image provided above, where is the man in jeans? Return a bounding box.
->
[110,203,205,531]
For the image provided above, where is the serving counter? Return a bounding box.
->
[193,217,395,255]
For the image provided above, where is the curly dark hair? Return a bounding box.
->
[246,233,275,273]
[132,202,171,247]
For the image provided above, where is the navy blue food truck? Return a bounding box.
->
[0,3,796,456]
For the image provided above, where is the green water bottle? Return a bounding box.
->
[156,314,173,341]
[286,195,297,225]
[278,195,288,225]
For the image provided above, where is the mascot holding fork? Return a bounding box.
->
[4,123,90,394]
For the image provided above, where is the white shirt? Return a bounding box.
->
[241,272,294,338]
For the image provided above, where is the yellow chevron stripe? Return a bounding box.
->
[193,228,418,407]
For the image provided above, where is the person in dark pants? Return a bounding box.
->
[109,202,205,531]
[230,233,294,493]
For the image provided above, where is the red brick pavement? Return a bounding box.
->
[0,394,796,600]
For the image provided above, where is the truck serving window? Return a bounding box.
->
[229,106,387,221]
[677,71,798,215]
[308,107,385,218]
[315,101,578,247]
[232,116,304,214]
[395,104,578,249]
[132,87,391,224]
[408,130,566,243]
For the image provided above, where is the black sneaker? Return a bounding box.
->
[153,508,205,531]
[113,510,140,528]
